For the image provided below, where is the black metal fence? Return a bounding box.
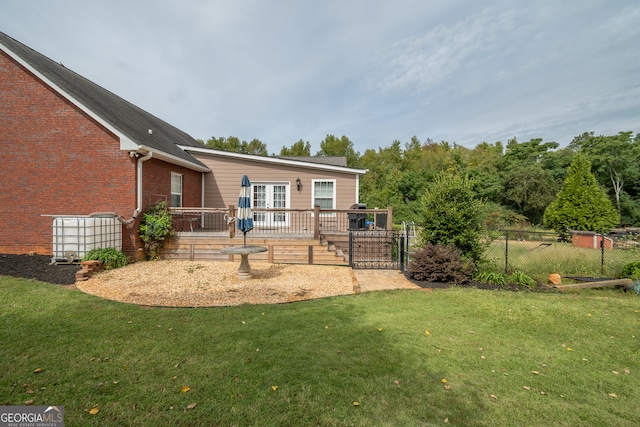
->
[349,230,406,270]
[485,229,639,281]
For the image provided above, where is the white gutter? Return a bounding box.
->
[135,150,153,215]
[115,148,152,225]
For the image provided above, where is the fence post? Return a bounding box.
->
[348,231,353,267]
[600,233,605,275]
[504,229,509,274]
[386,206,393,230]
[400,233,405,272]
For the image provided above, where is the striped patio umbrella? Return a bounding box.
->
[237,175,254,246]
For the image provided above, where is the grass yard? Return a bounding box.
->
[1,275,639,426]
[484,240,638,283]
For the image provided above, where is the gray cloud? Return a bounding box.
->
[1,0,637,153]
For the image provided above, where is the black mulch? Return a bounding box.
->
[403,272,559,292]
[0,254,79,285]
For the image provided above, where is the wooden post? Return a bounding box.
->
[228,205,236,238]
[386,206,393,230]
[313,204,320,239]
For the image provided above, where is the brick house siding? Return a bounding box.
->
[0,49,202,257]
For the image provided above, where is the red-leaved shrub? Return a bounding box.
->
[407,243,474,284]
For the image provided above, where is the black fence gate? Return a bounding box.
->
[349,230,406,270]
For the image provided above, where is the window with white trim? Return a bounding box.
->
[312,179,335,209]
[171,173,183,207]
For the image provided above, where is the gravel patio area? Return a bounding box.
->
[75,260,357,307]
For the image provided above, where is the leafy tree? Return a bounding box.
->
[279,139,311,156]
[570,131,640,222]
[419,172,486,262]
[464,141,504,202]
[543,153,619,233]
[205,136,268,156]
[317,135,360,167]
[497,138,565,224]
[502,165,558,224]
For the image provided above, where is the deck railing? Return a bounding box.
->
[169,206,393,238]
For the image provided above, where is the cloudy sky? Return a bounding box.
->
[1,0,638,154]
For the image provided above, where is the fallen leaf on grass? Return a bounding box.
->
[523,386,531,391]
[608,393,618,399]
[444,385,451,390]
[540,391,548,395]
[271,386,278,391]
[33,368,42,374]
[612,371,619,375]
[624,369,631,374]
[425,330,430,335]
[24,400,34,405]
[352,401,360,406]
[186,403,197,410]
[89,407,99,415]
[490,395,498,400]
[532,371,540,375]
[441,378,447,383]
[377,328,383,332]
[181,386,190,393]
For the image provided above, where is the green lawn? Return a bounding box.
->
[484,240,638,282]
[1,275,639,426]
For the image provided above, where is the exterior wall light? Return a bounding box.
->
[296,177,302,191]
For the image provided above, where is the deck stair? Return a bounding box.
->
[164,235,348,266]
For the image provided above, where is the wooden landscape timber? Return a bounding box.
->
[554,278,633,291]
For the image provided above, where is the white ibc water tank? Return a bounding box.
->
[52,215,122,262]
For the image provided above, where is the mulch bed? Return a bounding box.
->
[0,254,78,285]
[403,272,558,292]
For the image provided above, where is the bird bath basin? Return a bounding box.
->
[220,246,268,280]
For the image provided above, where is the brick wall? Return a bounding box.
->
[0,51,202,257]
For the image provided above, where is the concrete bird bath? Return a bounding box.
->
[220,245,268,280]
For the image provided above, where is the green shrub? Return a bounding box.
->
[620,261,640,280]
[474,270,507,286]
[407,243,474,284]
[82,247,128,270]
[139,201,173,260]
[419,173,487,262]
[507,270,537,289]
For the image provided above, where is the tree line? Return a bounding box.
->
[200,131,640,229]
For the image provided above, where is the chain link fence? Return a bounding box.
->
[483,229,640,282]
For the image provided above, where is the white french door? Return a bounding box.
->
[252,183,289,227]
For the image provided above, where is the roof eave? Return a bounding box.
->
[134,145,210,172]
[180,146,368,174]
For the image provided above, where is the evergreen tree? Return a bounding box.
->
[543,153,619,232]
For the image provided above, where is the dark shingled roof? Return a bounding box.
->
[0,32,207,169]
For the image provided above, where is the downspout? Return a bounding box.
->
[117,149,152,224]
